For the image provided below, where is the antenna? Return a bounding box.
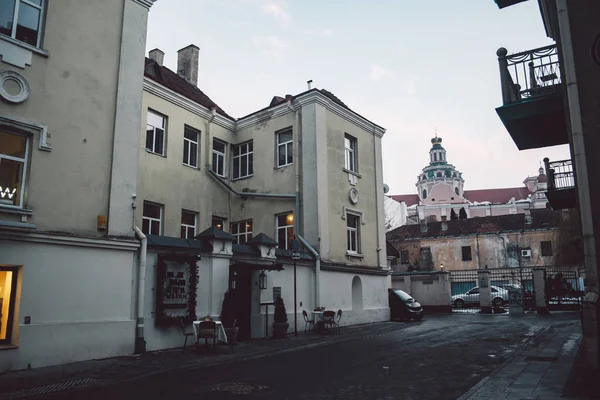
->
[435,127,438,138]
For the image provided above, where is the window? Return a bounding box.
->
[0,131,28,208]
[468,288,479,295]
[212,139,226,177]
[0,266,18,344]
[183,126,199,168]
[434,153,438,161]
[346,213,360,253]
[276,129,293,168]
[212,216,227,231]
[462,246,472,261]
[142,201,162,235]
[232,141,253,179]
[146,110,166,156]
[400,250,409,264]
[541,241,553,257]
[0,0,44,47]
[276,212,294,250]
[422,189,427,199]
[231,220,253,244]
[344,134,357,172]
[180,210,197,239]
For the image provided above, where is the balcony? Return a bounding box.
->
[495,45,568,150]
[544,157,577,210]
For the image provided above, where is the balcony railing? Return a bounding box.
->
[497,45,562,105]
[544,158,574,191]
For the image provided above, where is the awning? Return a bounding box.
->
[231,260,284,271]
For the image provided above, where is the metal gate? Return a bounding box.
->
[545,267,585,311]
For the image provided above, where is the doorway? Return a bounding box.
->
[231,266,253,341]
[0,266,18,344]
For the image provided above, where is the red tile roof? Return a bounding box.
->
[390,186,532,207]
[144,58,234,120]
[390,194,419,205]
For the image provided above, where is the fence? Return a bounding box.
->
[545,266,585,310]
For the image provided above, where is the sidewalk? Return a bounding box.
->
[457,319,586,400]
[0,322,400,399]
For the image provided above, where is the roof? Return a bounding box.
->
[386,240,400,258]
[387,209,561,242]
[144,58,234,120]
[146,235,211,252]
[390,194,420,205]
[195,227,235,241]
[248,233,279,246]
[390,186,532,207]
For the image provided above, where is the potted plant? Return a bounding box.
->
[272,296,289,339]
[220,291,239,344]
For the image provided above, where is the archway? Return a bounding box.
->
[352,276,363,310]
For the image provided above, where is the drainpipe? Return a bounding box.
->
[372,128,382,268]
[133,226,147,354]
[205,107,217,170]
[298,234,320,307]
[556,0,599,367]
[287,98,302,239]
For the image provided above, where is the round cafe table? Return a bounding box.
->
[312,311,324,332]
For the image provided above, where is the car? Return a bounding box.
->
[497,284,535,308]
[388,289,424,321]
[451,286,508,308]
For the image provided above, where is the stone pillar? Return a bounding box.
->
[403,275,412,295]
[533,268,549,314]
[478,270,492,313]
[440,272,452,313]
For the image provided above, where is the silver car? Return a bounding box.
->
[451,286,509,308]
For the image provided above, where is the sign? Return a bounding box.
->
[292,253,301,260]
[273,286,281,303]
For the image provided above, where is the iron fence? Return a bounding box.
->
[545,266,584,310]
[544,158,575,190]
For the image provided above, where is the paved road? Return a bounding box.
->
[38,313,578,400]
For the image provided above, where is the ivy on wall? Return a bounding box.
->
[155,254,199,326]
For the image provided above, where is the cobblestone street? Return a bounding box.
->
[28,313,580,400]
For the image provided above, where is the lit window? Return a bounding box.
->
[0,0,45,48]
[232,141,253,179]
[212,139,226,177]
[276,212,294,249]
[183,126,199,168]
[0,131,28,208]
[231,220,253,244]
[142,201,163,235]
[276,130,293,168]
[347,214,360,253]
[146,110,166,156]
[0,266,18,344]
[180,210,197,239]
[212,216,227,231]
[344,134,357,172]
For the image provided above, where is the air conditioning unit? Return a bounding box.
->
[521,249,532,258]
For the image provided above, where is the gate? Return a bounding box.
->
[449,270,479,313]
[545,267,585,311]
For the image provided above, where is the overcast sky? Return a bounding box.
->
[146,0,570,195]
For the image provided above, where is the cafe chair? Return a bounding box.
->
[197,320,218,353]
[322,310,336,333]
[302,310,315,333]
[179,318,195,352]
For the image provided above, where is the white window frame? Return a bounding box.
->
[212,139,226,177]
[1,0,45,48]
[0,130,29,209]
[183,126,199,168]
[146,110,166,156]
[232,140,253,180]
[275,212,294,250]
[276,129,293,168]
[344,134,357,173]
[212,215,227,231]
[142,201,163,235]
[180,210,197,239]
[346,213,361,254]
[230,219,253,244]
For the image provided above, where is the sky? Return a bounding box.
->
[146,0,570,195]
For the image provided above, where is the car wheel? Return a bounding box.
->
[414,314,424,321]
[454,299,465,308]
[492,298,504,308]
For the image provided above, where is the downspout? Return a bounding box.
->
[372,128,382,268]
[287,99,301,239]
[298,234,320,307]
[205,107,217,171]
[556,0,599,367]
[134,226,147,354]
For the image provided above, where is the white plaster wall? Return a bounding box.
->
[0,239,137,370]
[405,275,452,306]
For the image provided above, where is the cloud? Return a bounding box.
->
[302,28,334,37]
[251,36,289,57]
[261,2,291,27]
[369,64,396,81]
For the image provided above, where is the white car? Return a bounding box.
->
[451,286,509,308]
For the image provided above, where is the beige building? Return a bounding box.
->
[0,0,156,370]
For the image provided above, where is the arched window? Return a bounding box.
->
[422,175,426,180]
[455,187,459,195]
[436,172,442,178]
[422,189,427,199]
[434,153,438,161]
[352,276,363,310]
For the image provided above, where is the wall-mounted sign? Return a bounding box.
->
[155,255,198,325]
[0,187,16,200]
[592,33,600,69]
[273,286,281,303]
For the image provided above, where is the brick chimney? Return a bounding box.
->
[177,44,199,86]
[148,48,164,65]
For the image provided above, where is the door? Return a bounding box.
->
[0,267,18,344]
[231,267,253,341]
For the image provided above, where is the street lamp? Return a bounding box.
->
[259,271,267,290]
[440,263,444,271]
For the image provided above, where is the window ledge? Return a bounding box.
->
[0,344,18,351]
[145,149,166,158]
[0,206,33,216]
[346,251,364,259]
[0,34,49,57]
[183,163,200,170]
[276,163,293,170]
[0,220,36,229]
[232,175,254,182]
[343,168,361,178]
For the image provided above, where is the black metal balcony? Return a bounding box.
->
[495,45,568,150]
[544,157,577,210]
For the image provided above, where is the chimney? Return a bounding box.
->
[419,219,428,233]
[177,44,199,86]
[524,209,533,225]
[307,79,313,90]
[148,48,164,66]
[441,215,448,231]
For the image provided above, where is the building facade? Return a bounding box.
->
[0,0,155,370]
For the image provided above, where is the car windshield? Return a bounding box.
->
[393,290,414,303]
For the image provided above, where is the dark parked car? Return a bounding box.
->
[388,289,424,321]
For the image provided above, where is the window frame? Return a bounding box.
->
[400,250,409,265]
[0,130,29,209]
[230,219,253,244]
[146,110,167,156]
[212,139,227,177]
[1,0,46,49]
[346,212,361,254]
[232,140,253,180]
[142,201,163,236]
[180,209,198,239]
[275,212,294,250]
[540,241,553,257]
[212,215,227,231]
[461,245,472,262]
[0,266,19,344]
[276,128,293,168]
[182,125,200,169]
[344,134,358,173]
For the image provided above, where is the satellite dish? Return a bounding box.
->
[383,184,390,194]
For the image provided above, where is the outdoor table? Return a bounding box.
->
[192,320,228,345]
[312,311,324,332]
